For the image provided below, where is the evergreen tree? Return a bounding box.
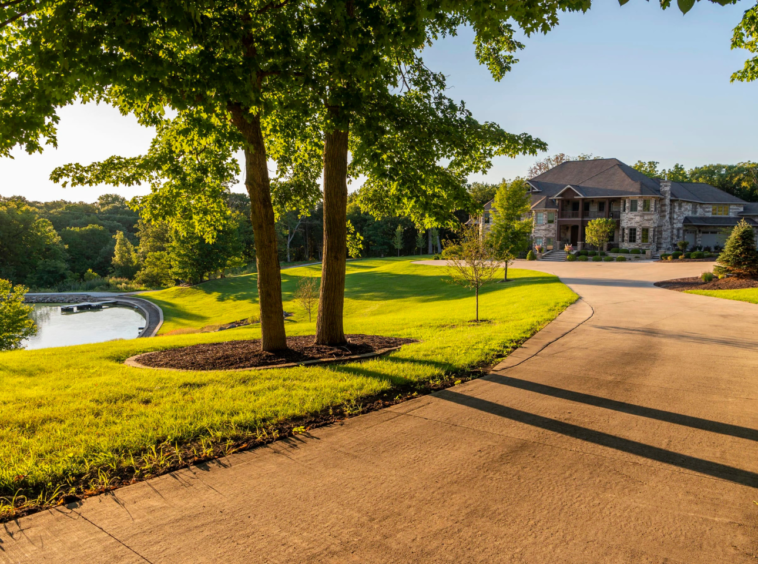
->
[111,231,140,279]
[715,220,758,279]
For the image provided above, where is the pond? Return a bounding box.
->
[23,304,147,350]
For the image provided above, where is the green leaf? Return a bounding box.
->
[677,0,696,14]
[618,0,631,6]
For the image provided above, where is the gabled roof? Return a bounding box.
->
[739,203,758,216]
[529,158,749,204]
[530,158,660,198]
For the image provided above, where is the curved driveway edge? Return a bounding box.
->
[4,262,758,563]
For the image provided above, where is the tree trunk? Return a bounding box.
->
[475,286,479,322]
[230,107,287,351]
[428,228,433,254]
[504,261,508,281]
[316,114,349,346]
[436,230,442,254]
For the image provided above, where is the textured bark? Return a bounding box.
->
[230,107,287,351]
[316,117,349,346]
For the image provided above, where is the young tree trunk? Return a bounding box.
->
[230,107,287,351]
[475,286,479,322]
[504,261,508,281]
[428,228,433,254]
[316,114,349,346]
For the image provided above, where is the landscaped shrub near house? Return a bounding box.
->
[661,253,670,260]
[598,251,606,256]
[432,254,441,260]
[703,246,712,252]
[603,256,614,262]
[691,251,704,259]
[714,219,758,278]
[619,249,630,254]
[616,256,626,261]
[592,256,602,262]
[667,255,674,261]
[578,250,589,256]
[701,272,714,283]
[610,248,621,253]
[577,255,589,262]
[587,251,597,257]
[683,252,692,259]
[679,254,687,260]
[630,249,641,255]
[566,253,577,262]
[526,250,536,261]
[672,251,682,259]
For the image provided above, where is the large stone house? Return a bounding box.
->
[475,158,758,252]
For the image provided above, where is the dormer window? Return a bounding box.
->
[712,205,729,216]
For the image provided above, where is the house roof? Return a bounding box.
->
[530,196,559,210]
[682,216,758,227]
[529,158,744,203]
[668,182,746,204]
[739,203,758,216]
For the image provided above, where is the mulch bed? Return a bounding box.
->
[132,334,417,371]
[655,277,758,292]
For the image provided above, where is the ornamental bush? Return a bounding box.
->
[691,251,704,259]
[619,249,630,254]
[672,251,682,258]
[616,256,626,261]
[587,251,597,257]
[661,253,670,260]
[598,251,606,256]
[701,272,714,283]
[526,250,536,261]
[715,220,758,278]
[577,255,589,262]
[592,255,602,262]
[603,256,613,262]
[610,248,621,253]
[630,249,641,255]
[566,253,577,262]
[578,250,589,256]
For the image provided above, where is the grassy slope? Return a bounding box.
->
[0,258,576,513]
[685,288,758,305]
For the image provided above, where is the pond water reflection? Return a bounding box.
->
[23,304,146,350]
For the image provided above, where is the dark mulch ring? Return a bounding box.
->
[132,334,418,371]
[655,277,758,292]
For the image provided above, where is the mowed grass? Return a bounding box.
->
[0,258,576,515]
[685,288,758,305]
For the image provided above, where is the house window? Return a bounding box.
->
[712,205,729,216]
[534,237,543,247]
[536,212,545,225]
[629,228,637,243]
[598,202,606,212]
[643,199,651,212]
[641,228,649,243]
[546,238,554,250]
[584,201,590,213]
[484,212,490,224]
[630,200,638,212]
[547,212,555,224]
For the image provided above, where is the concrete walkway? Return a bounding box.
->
[3,262,758,562]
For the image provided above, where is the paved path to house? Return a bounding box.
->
[3,261,758,563]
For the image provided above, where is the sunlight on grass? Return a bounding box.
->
[685,288,758,305]
[0,258,576,514]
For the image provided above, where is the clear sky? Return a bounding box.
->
[0,1,754,203]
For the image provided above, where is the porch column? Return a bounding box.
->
[577,199,584,250]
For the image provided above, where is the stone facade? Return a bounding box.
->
[532,217,558,250]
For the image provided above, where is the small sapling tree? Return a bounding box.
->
[585,218,616,251]
[295,277,319,323]
[445,225,499,323]
[416,229,427,255]
[392,225,404,257]
[0,279,37,351]
[487,178,532,281]
[715,219,758,278]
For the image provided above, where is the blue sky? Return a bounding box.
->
[1,0,754,202]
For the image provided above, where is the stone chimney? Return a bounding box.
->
[659,181,672,251]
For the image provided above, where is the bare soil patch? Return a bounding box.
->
[655,277,758,292]
[130,334,417,371]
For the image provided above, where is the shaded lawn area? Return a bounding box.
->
[685,288,758,305]
[0,258,576,517]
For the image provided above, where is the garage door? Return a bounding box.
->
[700,230,729,248]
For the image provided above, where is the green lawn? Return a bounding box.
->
[0,258,576,517]
[685,288,758,305]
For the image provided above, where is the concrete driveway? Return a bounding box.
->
[3,261,758,563]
